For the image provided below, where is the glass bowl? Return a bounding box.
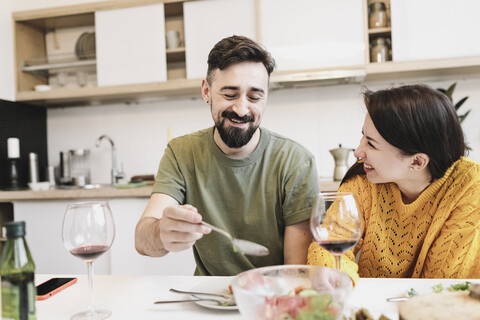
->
[231,265,353,320]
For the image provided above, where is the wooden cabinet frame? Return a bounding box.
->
[12,0,480,107]
[13,0,199,107]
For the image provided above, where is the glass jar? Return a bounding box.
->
[369,2,388,28]
[370,37,391,63]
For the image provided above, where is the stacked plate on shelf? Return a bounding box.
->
[75,32,96,60]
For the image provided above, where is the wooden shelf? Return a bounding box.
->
[12,0,480,107]
[16,78,202,107]
[368,27,391,34]
[22,59,96,72]
[365,55,480,81]
[166,47,186,63]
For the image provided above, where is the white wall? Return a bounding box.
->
[46,77,480,184]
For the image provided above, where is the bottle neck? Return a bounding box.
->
[1,236,35,274]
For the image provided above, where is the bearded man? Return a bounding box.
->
[135,35,319,276]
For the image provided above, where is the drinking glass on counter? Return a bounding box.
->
[310,192,363,270]
[62,201,115,320]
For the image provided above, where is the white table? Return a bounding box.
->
[35,274,476,320]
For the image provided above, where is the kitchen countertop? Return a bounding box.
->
[0,181,341,202]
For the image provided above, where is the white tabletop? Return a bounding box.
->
[35,274,477,320]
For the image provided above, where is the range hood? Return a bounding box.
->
[270,68,366,90]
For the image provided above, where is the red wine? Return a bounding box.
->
[70,245,109,261]
[317,240,357,254]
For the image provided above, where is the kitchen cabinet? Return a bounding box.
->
[13,199,196,275]
[13,0,200,107]
[364,0,392,64]
[363,0,480,81]
[183,0,257,79]
[390,0,480,62]
[259,0,365,72]
[11,0,480,107]
[95,4,168,86]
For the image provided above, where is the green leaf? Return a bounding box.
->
[448,281,471,291]
[432,283,443,293]
[407,288,419,297]
[445,82,457,99]
[458,110,471,123]
[454,96,469,110]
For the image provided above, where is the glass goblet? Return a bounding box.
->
[62,201,115,320]
[310,192,363,270]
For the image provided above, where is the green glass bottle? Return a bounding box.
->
[0,221,36,320]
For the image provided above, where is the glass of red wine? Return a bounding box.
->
[62,201,115,320]
[310,192,363,271]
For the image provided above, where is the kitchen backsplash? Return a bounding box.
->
[0,100,47,189]
[46,77,480,184]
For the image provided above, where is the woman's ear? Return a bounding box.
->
[411,153,430,170]
[201,79,211,104]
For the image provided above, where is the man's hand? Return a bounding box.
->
[159,204,211,252]
[135,194,210,257]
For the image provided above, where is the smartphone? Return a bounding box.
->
[36,277,77,300]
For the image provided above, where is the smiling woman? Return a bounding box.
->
[308,84,480,282]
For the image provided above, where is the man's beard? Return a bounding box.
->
[215,110,258,148]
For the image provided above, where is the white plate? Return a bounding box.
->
[189,277,237,311]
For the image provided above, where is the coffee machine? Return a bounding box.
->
[59,149,91,186]
[329,144,355,181]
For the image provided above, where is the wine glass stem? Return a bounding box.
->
[335,254,342,270]
[87,261,95,314]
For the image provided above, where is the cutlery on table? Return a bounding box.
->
[154,298,236,306]
[386,296,409,302]
[169,288,232,300]
[201,221,269,256]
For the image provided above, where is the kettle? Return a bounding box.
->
[330,144,355,181]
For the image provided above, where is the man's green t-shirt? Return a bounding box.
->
[152,127,319,276]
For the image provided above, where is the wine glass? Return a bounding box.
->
[310,192,363,270]
[62,201,115,320]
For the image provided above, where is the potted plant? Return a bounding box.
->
[437,82,471,150]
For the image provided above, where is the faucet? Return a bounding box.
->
[95,134,124,185]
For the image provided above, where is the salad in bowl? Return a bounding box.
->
[231,265,353,320]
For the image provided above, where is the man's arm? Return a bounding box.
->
[135,193,178,257]
[135,193,210,257]
[284,220,312,264]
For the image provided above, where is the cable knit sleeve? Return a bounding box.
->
[419,179,480,278]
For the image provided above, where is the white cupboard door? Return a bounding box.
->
[95,4,167,86]
[391,0,480,61]
[259,0,365,72]
[184,0,257,79]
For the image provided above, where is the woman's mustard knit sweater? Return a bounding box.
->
[308,157,480,282]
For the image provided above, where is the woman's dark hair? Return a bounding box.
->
[342,84,466,185]
[206,35,276,84]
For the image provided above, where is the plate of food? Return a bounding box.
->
[189,277,237,311]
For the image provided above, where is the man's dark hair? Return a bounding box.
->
[206,35,276,84]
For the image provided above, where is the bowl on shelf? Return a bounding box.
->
[28,181,51,191]
[231,265,353,320]
[34,84,52,92]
